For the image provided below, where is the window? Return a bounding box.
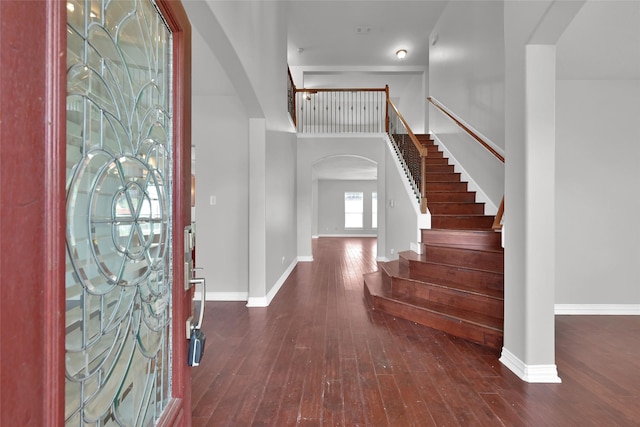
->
[344,192,363,228]
[372,192,378,229]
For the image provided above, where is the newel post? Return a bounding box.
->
[385,85,389,133]
[420,153,428,213]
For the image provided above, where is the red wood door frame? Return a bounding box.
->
[157,1,194,424]
[0,1,192,425]
[0,1,66,424]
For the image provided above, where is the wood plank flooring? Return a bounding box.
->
[191,237,640,426]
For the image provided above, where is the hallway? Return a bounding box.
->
[191,237,640,426]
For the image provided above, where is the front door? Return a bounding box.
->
[64,0,192,425]
[0,1,192,425]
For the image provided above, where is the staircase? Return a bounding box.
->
[364,134,504,351]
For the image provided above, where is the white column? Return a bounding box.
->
[247,118,267,306]
[501,44,560,383]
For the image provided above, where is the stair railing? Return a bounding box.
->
[387,88,428,213]
[427,96,505,229]
[287,67,296,126]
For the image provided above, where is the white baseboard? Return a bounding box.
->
[194,258,305,305]
[410,241,422,255]
[246,258,299,308]
[555,304,640,315]
[246,296,268,307]
[376,256,390,262]
[297,255,313,262]
[500,348,562,383]
[193,291,248,302]
[317,233,378,237]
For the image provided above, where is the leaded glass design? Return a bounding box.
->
[65,0,173,425]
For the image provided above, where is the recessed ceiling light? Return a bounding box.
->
[396,49,407,60]
[356,26,373,35]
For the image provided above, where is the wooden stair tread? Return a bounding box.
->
[395,294,502,331]
[428,201,483,205]
[425,242,498,250]
[424,229,500,237]
[420,242,503,254]
[402,245,503,259]
[364,270,391,300]
[422,229,502,249]
[379,259,400,277]
[431,213,494,218]
[365,272,503,332]
[391,255,504,300]
[399,249,504,274]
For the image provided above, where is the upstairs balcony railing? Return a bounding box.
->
[293,88,388,134]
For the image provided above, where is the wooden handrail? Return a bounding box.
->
[387,98,427,157]
[427,96,505,230]
[428,97,504,163]
[296,87,387,93]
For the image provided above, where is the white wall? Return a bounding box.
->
[384,143,424,261]
[428,0,505,211]
[429,0,505,149]
[202,0,292,131]
[396,72,427,134]
[556,80,640,305]
[554,1,640,310]
[265,130,298,293]
[187,1,300,305]
[317,180,378,236]
[193,95,250,299]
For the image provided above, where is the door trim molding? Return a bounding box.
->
[44,0,67,424]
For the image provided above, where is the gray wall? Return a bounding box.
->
[317,180,378,236]
[193,94,250,299]
[428,0,505,212]
[384,143,424,260]
[265,130,298,293]
[188,1,299,304]
[554,1,640,307]
[556,80,640,305]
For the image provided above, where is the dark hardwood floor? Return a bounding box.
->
[191,237,640,426]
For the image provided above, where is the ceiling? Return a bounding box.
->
[287,1,447,67]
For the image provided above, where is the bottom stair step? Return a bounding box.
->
[364,271,503,351]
